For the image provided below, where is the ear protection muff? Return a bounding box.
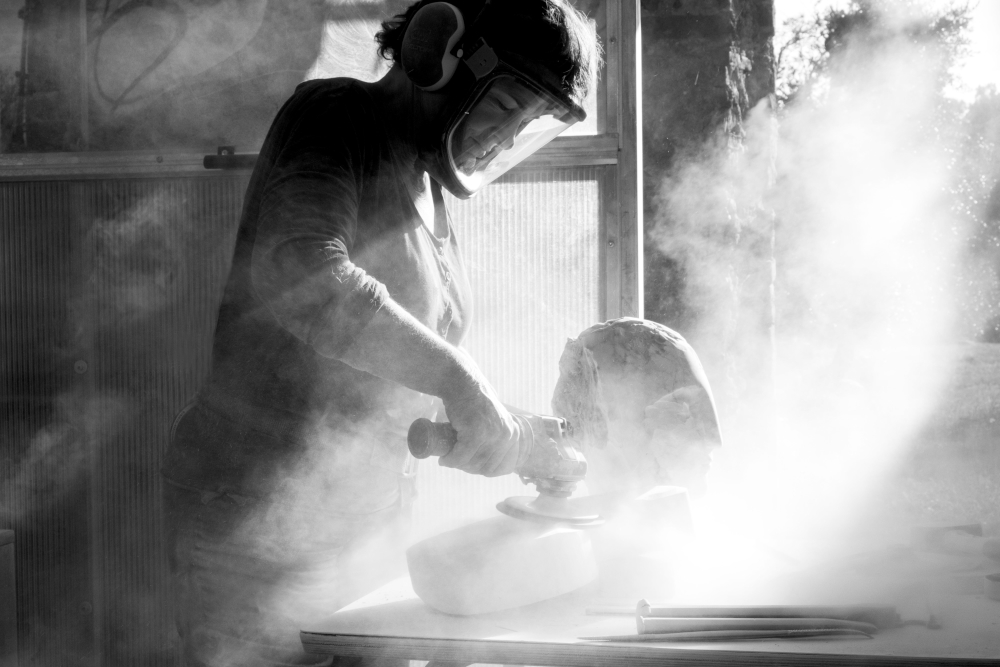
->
[400,3,466,91]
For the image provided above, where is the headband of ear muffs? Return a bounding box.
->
[400,2,467,91]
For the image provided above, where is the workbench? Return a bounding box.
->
[300,573,1000,666]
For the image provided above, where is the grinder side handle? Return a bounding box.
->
[407,418,457,459]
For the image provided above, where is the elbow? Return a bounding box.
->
[249,253,388,358]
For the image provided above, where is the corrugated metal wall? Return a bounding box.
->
[455,168,602,412]
[1,176,246,666]
[1,181,95,667]
[0,166,603,664]
[81,177,246,666]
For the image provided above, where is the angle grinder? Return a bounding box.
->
[407,414,602,526]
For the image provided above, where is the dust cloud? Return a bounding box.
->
[2,391,128,523]
[9,0,991,655]
[649,1,974,561]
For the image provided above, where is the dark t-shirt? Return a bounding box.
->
[162,79,472,513]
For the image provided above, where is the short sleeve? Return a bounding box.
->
[250,87,389,357]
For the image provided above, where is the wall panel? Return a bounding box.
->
[1,176,245,667]
[451,167,603,412]
[1,181,94,667]
[82,176,244,666]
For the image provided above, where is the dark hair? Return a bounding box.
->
[375,0,601,104]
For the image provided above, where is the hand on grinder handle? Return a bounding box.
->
[424,388,520,477]
[409,410,589,503]
[407,419,458,459]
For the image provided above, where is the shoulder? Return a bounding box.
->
[261,78,383,171]
[291,77,368,102]
[280,78,377,127]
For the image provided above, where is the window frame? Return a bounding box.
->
[522,0,643,320]
[0,0,642,319]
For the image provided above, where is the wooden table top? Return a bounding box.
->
[301,573,1000,666]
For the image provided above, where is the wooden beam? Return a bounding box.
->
[617,0,642,319]
[0,134,620,182]
[602,0,642,320]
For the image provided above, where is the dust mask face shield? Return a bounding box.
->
[440,58,585,197]
[400,2,586,199]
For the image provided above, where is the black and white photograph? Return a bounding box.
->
[1,0,998,665]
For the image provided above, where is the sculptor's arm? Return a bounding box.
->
[249,95,517,476]
[339,301,519,476]
[253,237,519,477]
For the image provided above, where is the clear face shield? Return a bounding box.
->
[430,50,587,198]
[445,73,583,196]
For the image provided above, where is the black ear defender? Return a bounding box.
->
[400,3,466,91]
[400,1,496,90]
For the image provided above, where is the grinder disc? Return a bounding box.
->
[497,495,604,527]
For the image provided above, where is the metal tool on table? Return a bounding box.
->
[635,601,902,629]
[579,600,900,643]
[407,413,602,526]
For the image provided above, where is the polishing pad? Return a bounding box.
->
[497,495,604,527]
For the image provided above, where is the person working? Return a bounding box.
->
[161,1,600,665]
